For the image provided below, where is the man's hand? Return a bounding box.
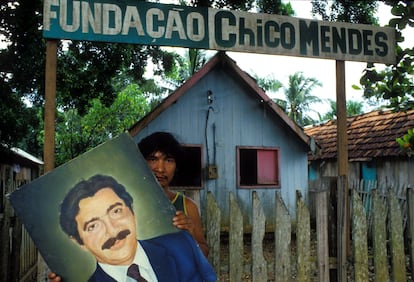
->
[48,272,61,282]
[172,211,195,234]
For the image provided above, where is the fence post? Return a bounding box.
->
[252,191,266,282]
[371,189,389,282]
[296,191,310,282]
[0,180,12,282]
[274,191,291,282]
[316,186,329,282]
[229,192,243,281]
[11,216,22,281]
[206,191,221,274]
[408,187,414,277]
[388,190,407,281]
[325,177,337,281]
[337,175,347,282]
[351,189,368,281]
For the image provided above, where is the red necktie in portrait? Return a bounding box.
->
[127,264,148,282]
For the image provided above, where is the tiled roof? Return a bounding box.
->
[304,109,414,161]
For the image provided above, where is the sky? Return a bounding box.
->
[224,1,414,117]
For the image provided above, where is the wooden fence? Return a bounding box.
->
[205,185,414,281]
[1,179,413,281]
[351,179,410,235]
[0,180,38,282]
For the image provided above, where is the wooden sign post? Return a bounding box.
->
[39,39,58,280]
[43,40,57,173]
[336,60,349,281]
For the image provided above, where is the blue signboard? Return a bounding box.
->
[43,0,396,64]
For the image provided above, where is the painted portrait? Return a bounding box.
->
[8,133,180,281]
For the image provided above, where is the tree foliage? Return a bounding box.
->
[0,81,39,154]
[277,72,322,127]
[0,0,172,161]
[53,84,150,165]
[312,0,414,111]
[56,41,160,115]
[360,0,414,110]
[0,0,44,156]
[161,48,210,89]
[256,0,294,16]
[311,0,379,24]
[0,0,45,99]
[254,74,283,94]
[396,128,414,157]
[321,99,364,120]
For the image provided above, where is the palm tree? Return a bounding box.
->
[254,74,283,94]
[282,72,322,126]
[346,100,364,116]
[321,99,364,120]
[162,48,209,89]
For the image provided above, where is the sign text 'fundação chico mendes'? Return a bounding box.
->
[43,0,396,64]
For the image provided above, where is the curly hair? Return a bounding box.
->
[59,174,133,244]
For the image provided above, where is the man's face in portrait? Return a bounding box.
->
[74,187,137,265]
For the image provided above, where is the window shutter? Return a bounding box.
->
[257,150,277,184]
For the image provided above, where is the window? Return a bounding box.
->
[237,146,280,188]
[170,145,203,189]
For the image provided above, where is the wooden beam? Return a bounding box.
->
[39,39,58,281]
[336,60,349,281]
[43,40,57,173]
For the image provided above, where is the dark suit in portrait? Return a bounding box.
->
[88,231,217,282]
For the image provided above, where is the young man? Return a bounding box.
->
[53,174,216,282]
[138,132,209,257]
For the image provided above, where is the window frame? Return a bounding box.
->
[236,146,281,189]
[170,144,204,190]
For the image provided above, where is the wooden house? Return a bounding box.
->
[1,147,43,218]
[129,52,312,231]
[305,109,414,187]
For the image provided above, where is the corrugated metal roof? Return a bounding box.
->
[11,147,44,165]
[304,109,414,161]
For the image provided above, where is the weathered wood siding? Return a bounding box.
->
[206,187,414,281]
[309,157,414,187]
[133,66,308,230]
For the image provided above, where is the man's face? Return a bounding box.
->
[74,188,137,265]
[145,151,176,189]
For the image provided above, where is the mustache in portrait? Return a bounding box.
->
[101,229,131,250]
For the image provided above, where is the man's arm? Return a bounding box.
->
[172,197,209,257]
